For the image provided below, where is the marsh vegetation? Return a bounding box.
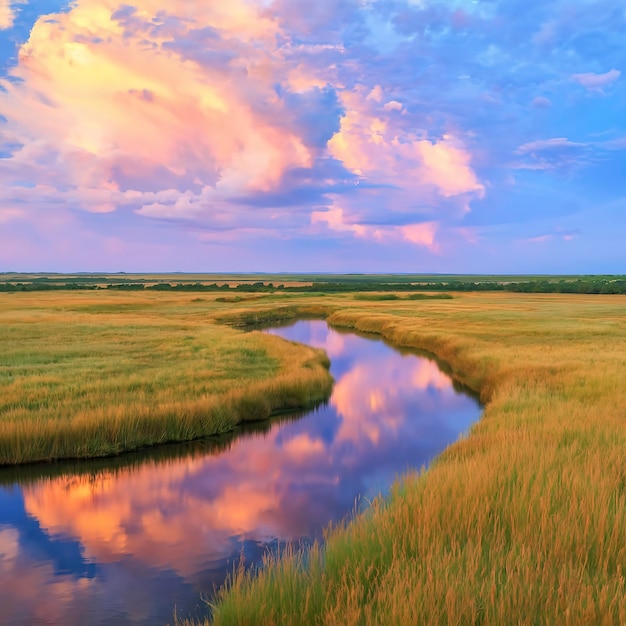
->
[0,292,331,464]
[0,320,479,625]
[194,292,626,625]
[2,285,625,624]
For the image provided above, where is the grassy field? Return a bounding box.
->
[177,291,625,625]
[0,292,332,465]
[3,288,626,623]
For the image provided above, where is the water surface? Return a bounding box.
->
[0,320,481,625]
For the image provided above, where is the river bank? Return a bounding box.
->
[200,292,626,625]
[0,292,332,465]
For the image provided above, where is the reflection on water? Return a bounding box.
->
[0,321,481,626]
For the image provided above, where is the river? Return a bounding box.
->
[0,320,481,625]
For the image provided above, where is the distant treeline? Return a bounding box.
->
[0,282,101,292]
[412,279,626,294]
[1,279,626,294]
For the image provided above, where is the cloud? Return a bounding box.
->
[521,234,553,244]
[311,204,439,250]
[514,137,595,171]
[0,0,487,256]
[0,0,15,29]
[602,136,626,150]
[323,85,484,247]
[518,227,580,245]
[416,136,485,200]
[0,0,624,270]
[0,207,24,223]
[401,222,438,248]
[0,1,326,213]
[383,100,403,112]
[517,138,588,154]
[572,69,621,93]
[531,96,552,109]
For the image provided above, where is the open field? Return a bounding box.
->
[179,291,625,625]
[0,292,332,464]
[3,288,626,623]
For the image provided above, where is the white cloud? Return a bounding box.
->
[383,100,403,112]
[517,138,588,154]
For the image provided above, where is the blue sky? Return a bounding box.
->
[0,0,624,272]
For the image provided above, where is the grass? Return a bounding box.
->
[177,291,626,625]
[0,292,332,465]
[406,292,454,300]
[353,293,400,301]
[4,288,626,623]
[353,293,454,301]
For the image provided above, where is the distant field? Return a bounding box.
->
[0,273,314,288]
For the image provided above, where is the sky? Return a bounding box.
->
[0,0,624,273]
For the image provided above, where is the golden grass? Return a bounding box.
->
[188,292,626,625]
[4,289,626,622]
[0,292,332,465]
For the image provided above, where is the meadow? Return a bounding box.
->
[190,291,625,625]
[0,291,332,464]
[2,287,626,623]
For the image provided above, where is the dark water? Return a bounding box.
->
[0,321,481,626]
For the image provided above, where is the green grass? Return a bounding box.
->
[353,293,400,301]
[181,291,626,626]
[0,292,332,465]
[406,292,454,300]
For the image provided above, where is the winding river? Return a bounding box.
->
[0,320,481,626]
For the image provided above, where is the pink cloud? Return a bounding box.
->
[283,434,327,458]
[572,69,621,93]
[0,208,25,223]
[0,0,15,29]
[311,205,439,251]
[415,136,485,200]
[328,88,483,201]
[0,0,317,218]
[401,223,438,249]
[455,226,481,245]
[0,0,485,260]
[367,85,384,102]
[517,230,579,245]
[0,204,183,271]
[383,100,403,112]
[531,96,552,109]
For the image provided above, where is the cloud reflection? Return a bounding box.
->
[0,321,480,625]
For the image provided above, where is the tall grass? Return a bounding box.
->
[5,290,626,622]
[0,292,332,464]
[195,292,626,625]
